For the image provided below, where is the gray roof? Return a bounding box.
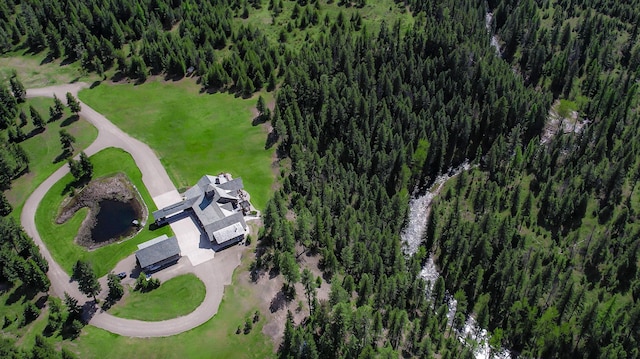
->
[136,235,180,268]
[218,178,244,192]
[152,197,197,220]
[204,211,247,239]
[213,222,245,244]
[152,174,247,243]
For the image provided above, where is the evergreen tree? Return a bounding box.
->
[107,272,124,301]
[64,292,82,320]
[59,129,75,157]
[30,105,44,129]
[74,260,101,302]
[65,92,81,115]
[52,95,65,120]
[9,76,25,102]
[18,109,27,127]
[0,191,12,216]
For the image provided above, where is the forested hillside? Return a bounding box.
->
[427,0,640,357]
[0,0,408,94]
[258,0,640,358]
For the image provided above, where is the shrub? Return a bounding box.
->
[135,272,161,292]
[244,317,253,334]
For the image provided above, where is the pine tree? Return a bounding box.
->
[74,260,101,302]
[9,76,25,102]
[59,129,76,157]
[301,268,316,310]
[66,92,81,115]
[52,95,65,119]
[107,272,124,301]
[0,191,12,216]
[79,152,93,179]
[19,109,28,127]
[30,105,45,129]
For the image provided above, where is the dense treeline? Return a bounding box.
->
[259,0,550,357]
[491,0,640,96]
[0,0,279,93]
[0,216,50,294]
[0,76,29,197]
[0,75,83,213]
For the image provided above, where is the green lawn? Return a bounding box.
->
[34,148,172,277]
[78,80,275,210]
[110,274,205,321]
[238,0,414,54]
[5,97,98,220]
[72,264,274,359]
[0,49,98,88]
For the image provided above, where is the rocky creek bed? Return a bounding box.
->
[56,173,147,250]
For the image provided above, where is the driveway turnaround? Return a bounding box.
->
[21,83,241,337]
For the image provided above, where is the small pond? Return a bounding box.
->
[91,199,138,243]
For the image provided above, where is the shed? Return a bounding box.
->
[135,235,181,271]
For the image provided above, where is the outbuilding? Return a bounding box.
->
[135,235,181,272]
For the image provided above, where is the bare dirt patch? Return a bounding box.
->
[246,243,330,349]
[541,100,589,144]
[56,173,147,250]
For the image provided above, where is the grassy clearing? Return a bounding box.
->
[72,257,274,359]
[34,148,172,277]
[78,80,275,210]
[110,274,205,321]
[239,0,414,53]
[0,48,99,88]
[557,99,578,118]
[5,98,98,220]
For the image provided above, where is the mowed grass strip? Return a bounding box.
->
[78,80,275,210]
[5,97,98,219]
[110,274,205,321]
[73,266,274,359]
[35,148,172,277]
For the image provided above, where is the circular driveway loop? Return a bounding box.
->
[21,83,241,337]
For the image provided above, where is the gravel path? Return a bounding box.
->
[21,83,239,337]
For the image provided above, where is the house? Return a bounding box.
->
[135,234,181,272]
[152,174,249,248]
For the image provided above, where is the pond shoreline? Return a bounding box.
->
[56,173,147,250]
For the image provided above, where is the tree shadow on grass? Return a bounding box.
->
[264,131,278,150]
[110,71,128,83]
[40,55,54,65]
[60,115,79,127]
[61,177,90,197]
[52,150,72,164]
[23,127,45,141]
[60,56,77,66]
[5,283,39,305]
[164,73,185,82]
[252,115,268,126]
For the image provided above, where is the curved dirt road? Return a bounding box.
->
[21,83,239,337]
